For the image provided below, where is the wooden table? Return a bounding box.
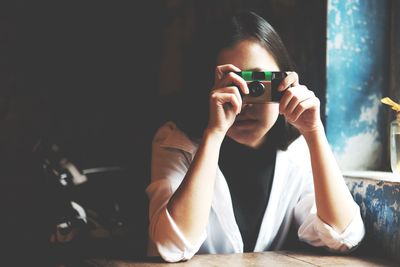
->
[85,250,397,267]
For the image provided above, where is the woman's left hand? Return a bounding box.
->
[278,72,323,135]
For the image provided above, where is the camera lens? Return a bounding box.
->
[248,81,265,97]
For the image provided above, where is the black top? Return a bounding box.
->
[219,136,276,252]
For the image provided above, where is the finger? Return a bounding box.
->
[279,87,298,114]
[212,86,243,106]
[215,72,249,95]
[285,86,314,114]
[229,93,242,115]
[277,71,300,92]
[210,92,242,115]
[290,97,320,122]
[214,64,241,84]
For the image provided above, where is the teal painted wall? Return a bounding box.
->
[326,0,390,170]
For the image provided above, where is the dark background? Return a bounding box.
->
[1,0,326,263]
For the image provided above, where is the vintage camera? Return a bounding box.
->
[234,71,287,103]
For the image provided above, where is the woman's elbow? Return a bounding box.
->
[148,213,195,262]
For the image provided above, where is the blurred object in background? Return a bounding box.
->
[33,139,148,263]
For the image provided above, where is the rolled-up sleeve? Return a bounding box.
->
[146,179,206,262]
[295,193,365,252]
[145,124,206,262]
[289,138,365,252]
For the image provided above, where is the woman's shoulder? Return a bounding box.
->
[283,135,310,165]
[153,121,199,155]
[286,135,308,152]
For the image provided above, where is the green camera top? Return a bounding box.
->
[233,71,287,103]
[234,71,273,81]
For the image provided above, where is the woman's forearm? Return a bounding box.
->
[167,129,224,244]
[303,126,357,233]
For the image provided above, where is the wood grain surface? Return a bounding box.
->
[85,250,398,267]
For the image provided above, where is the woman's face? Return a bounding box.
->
[216,39,280,148]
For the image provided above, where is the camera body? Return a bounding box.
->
[234,71,287,103]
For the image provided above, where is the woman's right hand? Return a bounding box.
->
[206,64,249,137]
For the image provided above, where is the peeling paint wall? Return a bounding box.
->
[326,0,390,170]
[346,177,400,263]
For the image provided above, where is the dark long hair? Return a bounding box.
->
[176,10,300,150]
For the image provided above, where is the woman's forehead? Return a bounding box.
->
[216,40,279,71]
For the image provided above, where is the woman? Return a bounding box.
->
[146,11,365,262]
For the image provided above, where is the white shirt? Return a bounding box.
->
[146,122,365,262]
